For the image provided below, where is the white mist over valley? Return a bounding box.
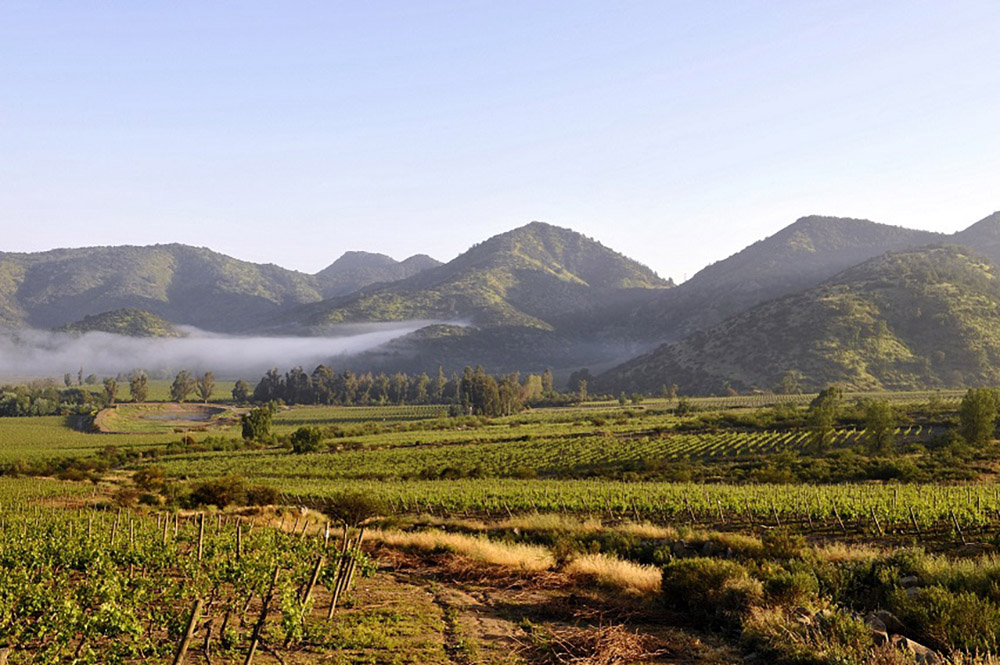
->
[0,323,432,379]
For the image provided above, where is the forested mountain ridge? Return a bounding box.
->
[627,216,946,343]
[313,251,442,298]
[598,245,1000,394]
[283,221,672,331]
[953,211,1000,265]
[0,244,439,332]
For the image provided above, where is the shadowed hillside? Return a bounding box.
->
[599,245,1000,393]
[628,216,945,343]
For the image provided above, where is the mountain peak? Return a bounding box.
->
[957,211,1000,237]
[600,244,1000,394]
[317,251,398,275]
[954,211,1000,264]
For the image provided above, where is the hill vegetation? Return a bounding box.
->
[313,251,441,297]
[5,213,1000,388]
[629,216,945,343]
[599,245,1000,394]
[290,222,671,330]
[0,244,439,332]
[57,308,184,338]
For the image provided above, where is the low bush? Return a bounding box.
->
[661,557,762,626]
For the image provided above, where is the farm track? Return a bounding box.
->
[375,545,742,665]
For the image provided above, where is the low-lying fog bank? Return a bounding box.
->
[0,322,434,379]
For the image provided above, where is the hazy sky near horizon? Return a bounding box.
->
[2,1,998,282]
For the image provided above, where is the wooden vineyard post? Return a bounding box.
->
[285,555,326,648]
[950,509,967,546]
[870,507,884,537]
[328,527,366,619]
[832,504,847,535]
[237,522,243,563]
[301,556,325,605]
[770,502,781,528]
[245,566,281,665]
[198,513,205,562]
[172,598,204,665]
[909,505,921,536]
[344,527,366,592]
[202,617,214,665]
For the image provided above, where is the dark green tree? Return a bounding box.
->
[169,370,195,402]
[459,366,502,416]
[102,377,118,405]
[777,370,803,395]
[959,388,999,446]
[864,399,898,455]
[232,379,251,404]
[129,371,148,403]
[498,373,525,416]
[807,385,842,453]
[541,368,554,396]
[196,371,215,403]
[241,406,273,442]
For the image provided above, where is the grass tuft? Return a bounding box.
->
[372,529,555,571]
[565,552,661,595]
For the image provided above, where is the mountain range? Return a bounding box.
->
[0,245,439,332]
[3,212,1000,392]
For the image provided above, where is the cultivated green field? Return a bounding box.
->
[0,416,180,462]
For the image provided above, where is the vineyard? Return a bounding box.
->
[0,479,378,664]
[2,389,1000,663]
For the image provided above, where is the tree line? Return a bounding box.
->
[243,364,566,417]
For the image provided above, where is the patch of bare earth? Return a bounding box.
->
[373,544,742,665]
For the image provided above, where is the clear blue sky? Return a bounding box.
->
[2,1,998,282]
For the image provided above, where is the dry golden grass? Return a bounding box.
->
[372,529,555,571]
[617,522,678,539]
[707,532,764,557]
[564,553,662,596]
[813,542,882,563]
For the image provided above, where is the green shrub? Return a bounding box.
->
[290,426,322,454]
[762,529,807,560]
[890,585,1000,652]
[763,568,819,608]
[662,558,762,626]
[188,474,248,508]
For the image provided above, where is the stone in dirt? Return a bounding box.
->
[890,635,944,665]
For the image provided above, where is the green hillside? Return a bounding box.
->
[630,216,945,343]
[289,221,671,331]
[57,308,184,337]
[0,244,440,333]
[954,211,1000,264]
[599,245,1000,394]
